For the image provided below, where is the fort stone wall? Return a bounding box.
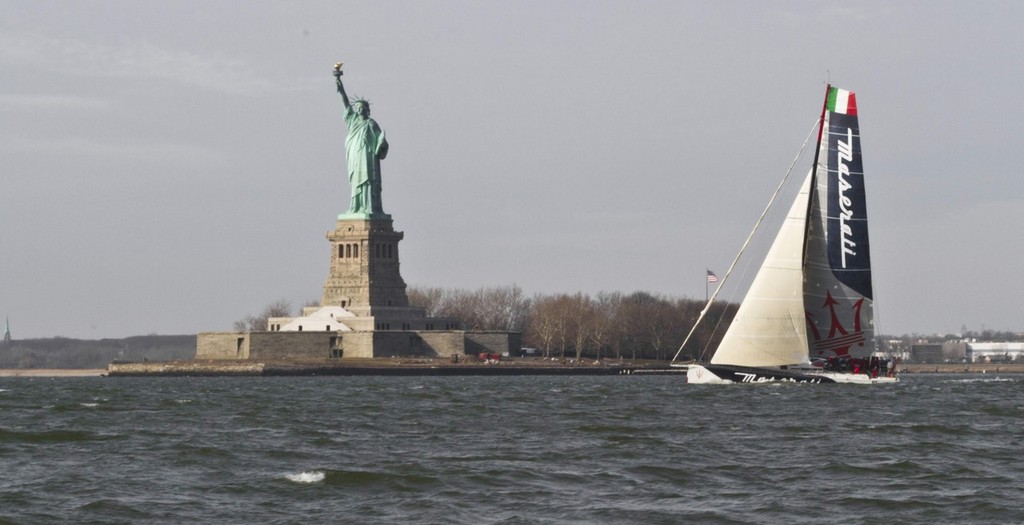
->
[196,330,518,361]
[248,332,337,360]
[466,331,522,356]
[196,332,249,359]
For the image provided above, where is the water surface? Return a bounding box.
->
[1,374,1021,523]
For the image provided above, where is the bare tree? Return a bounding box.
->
[407,286,445,316]
[471,285,527,330]
[589,291,621,360]
[409,285,532,333]
[646,296,678,360]
[407,286,480,326]
[618,292,657,359]
[530,294,565,358]
[234,299,292,332]
[562,292,591,360]
[442,288,484,329]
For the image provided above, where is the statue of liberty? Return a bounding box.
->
[334,63,389,217]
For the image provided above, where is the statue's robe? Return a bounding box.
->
[344,106,388,215]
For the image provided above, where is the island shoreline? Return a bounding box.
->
[3,362,1022,378]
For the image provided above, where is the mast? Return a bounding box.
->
[802,84,832,267]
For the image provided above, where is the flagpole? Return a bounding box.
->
[705,268,709,303]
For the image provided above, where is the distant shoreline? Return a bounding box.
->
[2,362,1023,378]
[0,369,107,377]
[900,363,1024,374]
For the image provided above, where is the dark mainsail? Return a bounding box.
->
[805,86,875,359]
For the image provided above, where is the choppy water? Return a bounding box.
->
[1,374,1022,524]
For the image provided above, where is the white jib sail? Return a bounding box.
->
[710,171,813,367]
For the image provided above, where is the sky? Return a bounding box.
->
[2,1,1023,339]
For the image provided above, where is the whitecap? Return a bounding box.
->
[285,470,325,483]
[80,402,98,408]
[945,377,1017,384]
[175,399,193,404]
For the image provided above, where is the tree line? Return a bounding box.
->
[407,285,737,362]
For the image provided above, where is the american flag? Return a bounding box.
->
[706,270,719,284]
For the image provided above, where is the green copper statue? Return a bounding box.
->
[334,62,389,217]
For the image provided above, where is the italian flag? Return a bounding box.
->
[826,87,857,115]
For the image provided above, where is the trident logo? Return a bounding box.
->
[806,292,866,357]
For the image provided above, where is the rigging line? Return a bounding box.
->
[701,302,730,359]
[671,117,822,364]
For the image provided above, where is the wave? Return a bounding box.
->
[0,429,113,444]
[284,470,326,483]
[280,468,444,491]
[943,377,1018,384]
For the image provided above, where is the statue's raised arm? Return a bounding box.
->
[334,63,352,110]
[333,62,389,218]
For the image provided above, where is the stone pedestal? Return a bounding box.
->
[322,218,409,309]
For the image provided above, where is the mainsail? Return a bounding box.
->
[709,85,874,367]
[804,86,874,359]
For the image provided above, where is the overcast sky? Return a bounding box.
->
[2,1,1022,339]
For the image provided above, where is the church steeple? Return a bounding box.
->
[3,316,10,344]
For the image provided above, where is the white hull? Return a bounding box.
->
[685,364,898,385]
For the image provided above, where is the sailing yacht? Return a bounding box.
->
[678,86,897,384]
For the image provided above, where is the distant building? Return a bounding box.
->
[909,340,1024,363]
[966,342,1024,363]
[3,316,10,344]
[909,341,966,363]
[876,338,910,361]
